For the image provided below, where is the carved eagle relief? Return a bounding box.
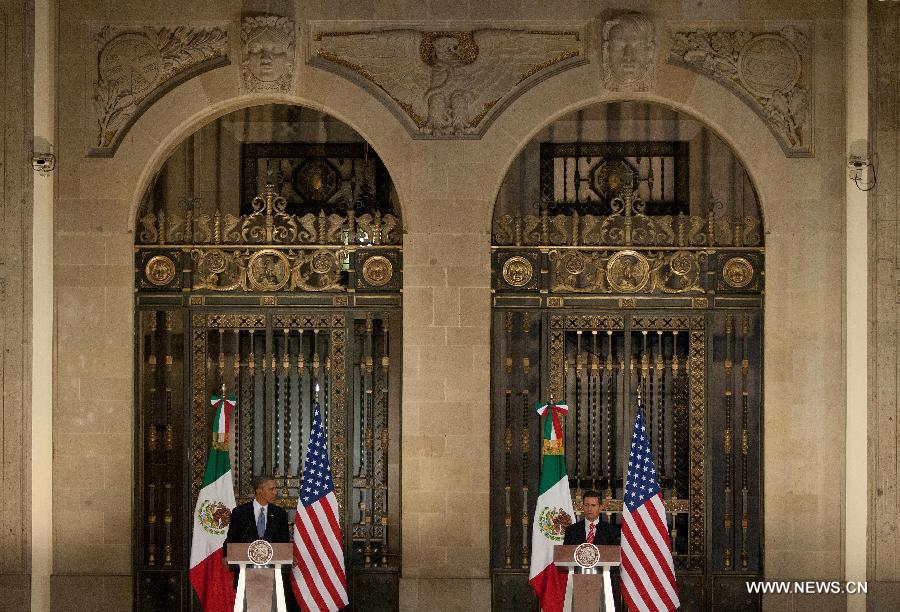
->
[310,27,585,137]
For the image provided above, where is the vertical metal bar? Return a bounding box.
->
[605,331,613,495]
[380,317,390,566]
[591,331,599,490]
[296,330,305,474]
[724,314,734,570]
[148,312,158,454]
[282,329,291,494]
[656,331,665,477]
[575,330,583,500]
[147,482,157,566]
[521,311,531,568]
[273,331,282,482]
[740,315,750,570]
[364,314,375,567]
[164,312,174,453]
[163,482,173,567]
[231,329,240,485]
[503,311,513,569]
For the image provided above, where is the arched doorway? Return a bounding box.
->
[133,104,402,610]
[489,101,764,610]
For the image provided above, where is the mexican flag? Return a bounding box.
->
[189,395,237,611]
[529,402,575,612]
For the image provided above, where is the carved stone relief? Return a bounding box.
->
[241,15,295,93]
[600,12,656,92]
[310,25,586,138]
[92,25,228,156]
[668,26,812,157]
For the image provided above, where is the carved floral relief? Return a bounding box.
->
[668,26,812,157]
[92,25,228,155]
[309,26,585,138]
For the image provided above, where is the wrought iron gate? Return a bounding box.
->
[133,140,402,611]
[490,143,764,611]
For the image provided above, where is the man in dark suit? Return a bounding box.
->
[224,474,291,549]
[563,490,621,546]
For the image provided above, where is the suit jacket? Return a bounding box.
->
[224,501,291,556]
[563,517,621,546]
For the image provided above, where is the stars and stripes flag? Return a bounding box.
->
[621,405,680,611]
[290,403,349,611]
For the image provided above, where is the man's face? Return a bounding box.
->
[583,496,601,522]
[607,23,652,84]
[255,479,278,505]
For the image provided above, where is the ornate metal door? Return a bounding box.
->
[134,141,402,611]
[490,143,764,611]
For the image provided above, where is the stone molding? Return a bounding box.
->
[668,25,813,157]
[308,22,587,138]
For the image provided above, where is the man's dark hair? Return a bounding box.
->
[252,474,275,491]
[582,489,602,503]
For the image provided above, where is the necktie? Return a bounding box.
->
[587,521,595,544]
[256,506,266,538]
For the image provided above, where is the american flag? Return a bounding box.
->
[621,406,680,611]
[291,403,349,611]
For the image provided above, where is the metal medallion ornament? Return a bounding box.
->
[538,506,573,542]
[247,539,274,565]
[197,500,231,535]
[607,250,650,293]
[723,256,754,288]
[362,255,393,287]
[206,250,227,274]
[311,250,336,274]
[145,255,176,286]
[502,256,533,287]
[562,251,586,275]
[574,542,601,569]
[248,249,291,292]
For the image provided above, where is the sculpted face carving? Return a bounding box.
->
[601,13,656,91]
[241,16,295,92]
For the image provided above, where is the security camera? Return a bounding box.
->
[848,155,868,169]
[32,153,56,173]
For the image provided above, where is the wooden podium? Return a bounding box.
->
[554,544,621,612]
[227,541,293,612]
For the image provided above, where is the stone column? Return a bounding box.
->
[398,151,494,610]
[845,3,868,611]
[31,1,55,610]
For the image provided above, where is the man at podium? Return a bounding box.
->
[564,490,621,546]
[225,475,291,548]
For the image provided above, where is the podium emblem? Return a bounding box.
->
[574,542,600,569]
[247,539,274,565]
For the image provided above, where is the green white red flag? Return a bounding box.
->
[189,395,237,611]
[529,402,575,612]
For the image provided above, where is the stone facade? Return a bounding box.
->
[0,0,880,610]
[0,1,32,610]
[868,0,900,609]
